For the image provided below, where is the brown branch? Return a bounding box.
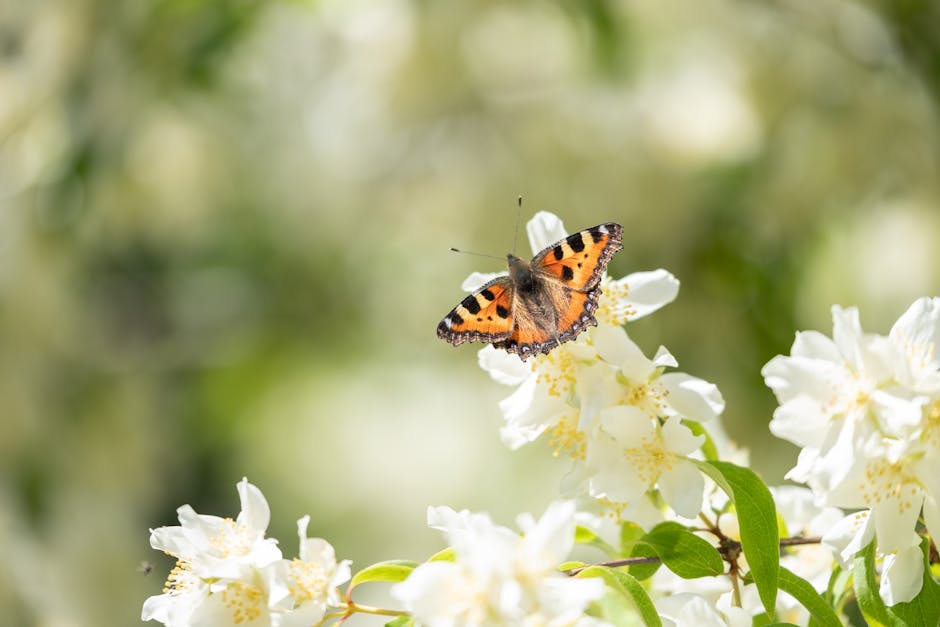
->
[780,535,822,547]
[564,534,824,576]
[564,556,661,575]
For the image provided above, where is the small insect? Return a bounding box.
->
[437,222,623,360]
[138,561,154,575]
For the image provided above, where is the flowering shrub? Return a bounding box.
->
[143,213,940,626]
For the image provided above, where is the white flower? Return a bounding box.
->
[764,298,940,605]
[392,501,609,626]
[822,508,924,606]
[148,477,282,580]
[143,478,283,625]
[586,412,705,518]
[265,515,352,627]
[143,479,350,626]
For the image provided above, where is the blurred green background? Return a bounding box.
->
[2,0,940,624]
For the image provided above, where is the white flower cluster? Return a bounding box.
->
[477,212,725,522]
[142,478,350,627]
[141,214,940,625]
[392,501,610,627]
[763,299,940,604]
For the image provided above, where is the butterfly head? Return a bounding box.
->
[507,254,536,292]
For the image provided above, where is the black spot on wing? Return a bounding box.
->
[496,304,510,319]
[589,226,604,243]
[562,266,574,281]
[480,288,495,301]
[552,245,564,261]
[461,294,481,314]
[450,312,464,325]
[567,233,586,253]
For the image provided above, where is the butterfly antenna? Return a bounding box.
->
[512,196,523,255]
[449,248,503,261]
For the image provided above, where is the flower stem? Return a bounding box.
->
[345,602,408,617]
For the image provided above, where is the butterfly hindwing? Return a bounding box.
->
[531,223,623,291]
[437,277,514,346]
[495,286,601,358]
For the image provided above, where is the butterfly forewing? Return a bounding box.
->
[531,223,623,291]
[437,277,514,346]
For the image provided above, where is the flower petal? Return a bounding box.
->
[881,543,925,606]
[761,354,844,406]
[622,269,680,320]
[236,477,271,533]
[526,211,568,253]
[478,345,531,385]
[659,459,705,519]
[518,501,577,569]
[271,604,327,627]
[768,396,832,448]
[831,306,863,366]
[591,323,629,365]
[890,297,940,373]
[461,271,507,292]
[498,375,568,449]
[597,405,654,443]
[652,345,679,369]
[871,489,923,554]
[661,417,705,455]
[657,593,728,627]
[822,510,874,566]
[660,373,724,422]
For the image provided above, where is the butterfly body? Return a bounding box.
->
[438,223,623,360]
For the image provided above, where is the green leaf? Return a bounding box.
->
[777,567,842,627]
[619,520,646,553]
[592,588,643,627]
[576,524,600,543]
[886,538,940,626]
[428,547,455,562]
[824,563,853,611]
[627,541,661,581]
[853,541,905,627]
[349,560,418,590]
[638,521,723,579]
[699,460,779,618]
[384,618,414,627]
[578,566,662,627]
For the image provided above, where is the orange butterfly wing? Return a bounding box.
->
[495,288,601,358]
[531,223,623,291]
[437,277,514,346]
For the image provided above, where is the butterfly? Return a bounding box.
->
[437,223,624,360]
